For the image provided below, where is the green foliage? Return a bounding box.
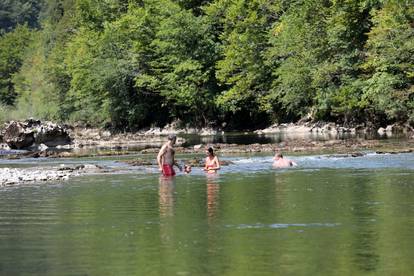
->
[207,0,276,126]
[0,25,33,105]
[0,0,413,129]
[266,0,330,120]
[314,0,378,122]
[363,0,414,122]
[12,31,61,120]
[148,1,218,125]
[0,0,43,33]
[75,0,130,30]
[266,0,384,124]
[65,2,164,128]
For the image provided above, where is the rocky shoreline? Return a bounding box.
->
[255,122,414,136]
[1,120,413,152]
[1,131,413,161]
[1,138,413,160]
[0,120,413,186]
[0,164,106,186]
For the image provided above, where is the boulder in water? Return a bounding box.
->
[34,121,72,146]
[1,120,72,149]
[2,121,35,149]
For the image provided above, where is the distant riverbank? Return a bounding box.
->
[0,120,413,160]
[0,120,413,185]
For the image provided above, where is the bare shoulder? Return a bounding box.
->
[158,143,168,154]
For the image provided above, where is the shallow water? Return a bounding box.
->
[181,131,378,145]
[0,153,414,275]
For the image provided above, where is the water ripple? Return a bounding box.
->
[226,222,341,229]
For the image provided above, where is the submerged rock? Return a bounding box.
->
[122,159,155,166]
[375,149,413,154]
[0,167,75,186]
[0,163,110,186]
[325,152,365,158]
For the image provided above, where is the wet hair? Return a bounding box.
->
[207,147,214,156]
[168,134,177,141]
[276,153,283,158]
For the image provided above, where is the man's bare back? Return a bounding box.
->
[273,153,297,168]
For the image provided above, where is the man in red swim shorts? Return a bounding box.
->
[157,134,182,176]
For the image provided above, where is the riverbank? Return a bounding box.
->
[69,121,414,148]
[1,120,413,151]
[1,120,413,186]
[1,136,413,160]
[0,164,107,187]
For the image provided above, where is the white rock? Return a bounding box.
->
[38,143,49,151]
[193,144,203,150]
[377,127,386,135]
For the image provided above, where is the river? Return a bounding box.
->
[0,145,413,275]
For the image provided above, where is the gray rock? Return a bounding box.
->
[384,123,411,133]
[34,122,72,146]
[1,120,72,149]
[0,167,74,186]
[2,121,35,149]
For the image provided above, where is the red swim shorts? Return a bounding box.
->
[162,164,175,176]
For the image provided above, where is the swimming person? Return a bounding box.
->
[273,152,297,168]
[204,147,220,173]
[157,134,182,176]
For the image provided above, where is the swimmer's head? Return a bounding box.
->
[168,134,177,143]
[275,152,283,159]
[206,147,214,156]
[184,165,192,174]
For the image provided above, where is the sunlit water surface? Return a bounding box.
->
[0,153,414,275]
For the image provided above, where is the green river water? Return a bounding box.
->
[0,150,414,275]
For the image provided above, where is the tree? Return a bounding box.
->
[12,31,61,120]
[0,25,33,105]
[362,0,414,123]
[206,0,277,127]
[266,0,330,121]
[312,0,379,124]
[0,0,43,33]
[146,0,219,126]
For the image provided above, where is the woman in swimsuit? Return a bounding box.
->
[204,147,220,173]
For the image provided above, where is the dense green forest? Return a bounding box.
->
[0,0,413,130]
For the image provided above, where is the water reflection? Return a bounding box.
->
[1,160,414,275]
[159,176,176,218]
[206,174,220,221]
[158,175,176,258]
[350,182,380,272]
